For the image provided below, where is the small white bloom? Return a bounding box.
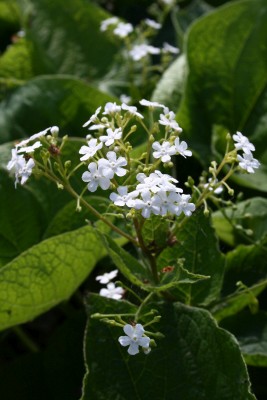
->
[162,42,180,54]
[118,324,150,355]
[114,22,133,38]
[17,141,42,154]
[79,138,103,161]
[176,194,195,216]
[83,107,102,128]
[82,162,111,192]
[16,127,51,147]
[233,131,255,154]
[129,44,161,61]
[110,186,139,207]
[100,282,124,300]
[121,103,144,119]
[100,127,123,147]
[136,170,181,194]
[100,17,119,32]
[153,190,181,216]
[204,178,223,195]
[50,126,59,135]
[145,18,162,30]
[103,102,121,115]
[174,138,192,158]
[96,269,118,284]
[88,123,108,131]
[7,148,25,171]
[15,158,35,187]
[237,153,260,174]
[152,140,176,163]
[98,151,127,179]
[120,94,131,104]
[139,99,164,108]
[133,189,161,218]
[159,108,182,132]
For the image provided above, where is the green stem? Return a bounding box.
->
[12,326,40,353]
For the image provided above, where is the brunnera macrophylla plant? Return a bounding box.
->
[6,100,260,356]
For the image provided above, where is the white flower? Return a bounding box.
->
[83,107,102,128]
[16,127,51,147]
[79,138,103,161]
[121,103,144,119]
[139,99,164,108]
[100,127,123,147]
[145,18,162,30]
[118,324,150,355]
[176,194,195,216]
[159,108,182,132]
[153,190,181,216]
[136,170,181,194]
[82,162,111,192]
[50,126,59,135]
[162,42,180,54]
[204,178,223,195]
[233,131,255,154]
[114,22,133,38]
[237,153,260,174]
[100,17,119,32]
[15,158,35,187]
[132,189,161,218]
[152,140,176,163]
[174,138,192,158]
[96,269,118,284]
[120,94,131,104]
[129,44,161,61]
[88,123,108,131]
[7,148,25,171]
[103,102,121,115]
[110,186,139,207]
[98,151,127,178]
[100,282,124,300]
[17,141,42,154]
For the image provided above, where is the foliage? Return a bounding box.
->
[0,0,266,399]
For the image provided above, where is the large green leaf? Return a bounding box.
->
[0,225,106,331]
[177,0,267,167]
[212,197,267,246]
[0,75,116,144]
[81,294,256,400]
[221,310,267,367]
[157,211,225,305]
[16,0,119,79]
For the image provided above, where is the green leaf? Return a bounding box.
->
[0,75,116,144]
[221,310,267,367]
[212,197,267,246]
[81,295,256,400]
[0,225,106,331]
[0,172,46,266]
[16,0,119,79]
[177,0,267,167]
[158,211,225,305]
[151,55,188,111]
[0,39,34,81]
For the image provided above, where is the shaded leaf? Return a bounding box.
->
[81,294,256,400]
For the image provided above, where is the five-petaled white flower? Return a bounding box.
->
[17,141,42,154]
[174,138,192,158]
[103,102,121,115]
[83,107,102,128]
[15,158,35,188]
[139,99,164,108]
[113,22,133,38]
[100,127,123,147]
[79,138,103,161]
[110,186,139,207]
[98,151,127,178]
[159,108,182,132]
[118,324,150,355]
[152,141,176,163]
[96,269,118,284]
[121,103,144,119]
[233,131,255,154]
[144,18,162,30]
[99,282,124,300]
[129,44,161,61]
[82,162,111,192]
[237,153,260,174]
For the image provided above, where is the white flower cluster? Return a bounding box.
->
[118,323,151,355]
[81,101,195,219]
[233,131,260,174]
[128,42,179,61]
[100,17,133,38]
[7,126,59,187]
[96,269,124,300]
